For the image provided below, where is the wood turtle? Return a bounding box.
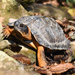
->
[3,15,72,68]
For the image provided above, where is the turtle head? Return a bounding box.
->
[8,21,29,35]
[8,21,32,40]
[14,21,28,35]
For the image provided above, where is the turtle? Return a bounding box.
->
[3,15,72,68]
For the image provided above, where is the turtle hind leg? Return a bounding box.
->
[37,46,47,68]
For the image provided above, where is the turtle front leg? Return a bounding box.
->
[31,35,47,67]
[37,46,47,67]
[3,26,14,38]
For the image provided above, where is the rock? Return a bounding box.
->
[19,45,36,63]
[1,41,36,64]
[16,0,35,7]
[0,40,16,50]
[0,23,3,41]
[0,0,28,24]
[4,49,16,56]
[26,3,72,20]
[70,41,75,60]
[2,41,36,64]
[2,43,36,64]
[0,51,40,75]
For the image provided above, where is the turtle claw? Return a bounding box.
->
[6,33,10,38]
[3,34,8,38]
[2,27,11,39]
[3,31,10,38]
[2,35,7,39]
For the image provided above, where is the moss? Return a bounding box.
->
[0,0,28,24]
[19,49,36,63]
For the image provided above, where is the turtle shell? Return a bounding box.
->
[8,15,70,50]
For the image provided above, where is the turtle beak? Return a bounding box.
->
[7,22,14,27]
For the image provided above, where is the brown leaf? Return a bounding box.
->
[35,63,74,74]
[12,54,31,65]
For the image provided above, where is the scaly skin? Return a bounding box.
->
[32,35,47,67]
[3,26,14,38]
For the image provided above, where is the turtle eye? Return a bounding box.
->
[20,24,24,27]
